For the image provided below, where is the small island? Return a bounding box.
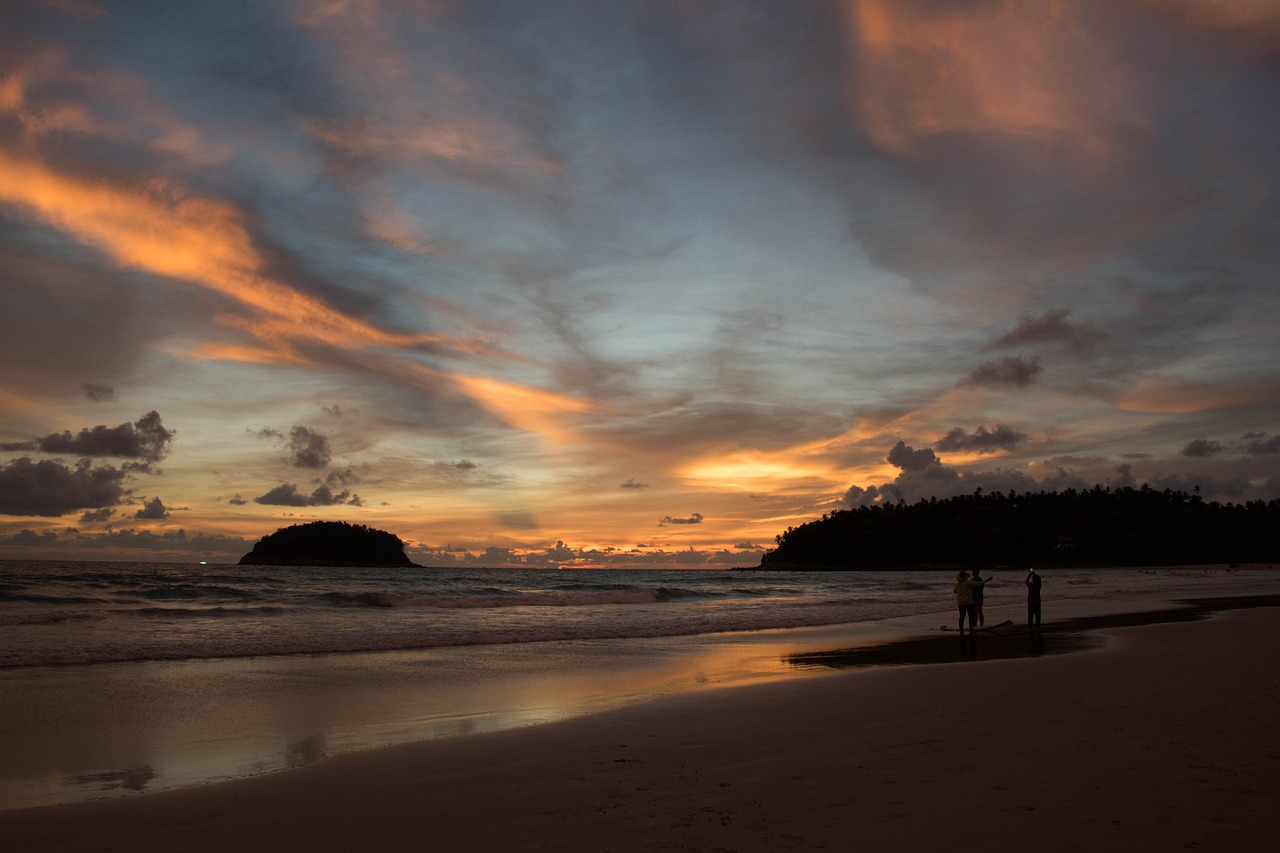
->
[238,520,419,567]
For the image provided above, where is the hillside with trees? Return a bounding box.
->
[760,486,1280,570]
[239,520,416,567]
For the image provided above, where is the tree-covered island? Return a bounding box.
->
[760,486,1280,570]
[238,520,418,567]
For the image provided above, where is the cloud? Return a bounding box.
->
[36,411,173,461]
[659,512,703,526]
[1246,435,1280,456]
[985,309,1106,354]
[0,528,61,547]
[843,432,1277,510]
[1180,438,1224,458]
[620,478,649,489]
[82,383,116,402]
[325,467,359,486]
[287,425,331,469]
[936,425,1027,453]
[80,507,116,523]
[134,496,170,519]
[0,457,129,516]
[964,356,1042,388]
[251,483,360,507]
[42,527,255,558]
[886,441,938,473]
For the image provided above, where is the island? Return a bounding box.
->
[238,520,419,567]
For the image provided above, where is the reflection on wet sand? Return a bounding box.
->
[64,764,156,795]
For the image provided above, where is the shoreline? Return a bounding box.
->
[4,594,1279,850]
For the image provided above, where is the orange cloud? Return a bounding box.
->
[1117,374,1280,413]
[0,150,492,359]
[160,340,313,369]
[450,374,596,443]
[1,52,107,137]
[844,0,1125,154]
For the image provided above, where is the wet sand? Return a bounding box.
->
[3,600,1278,851]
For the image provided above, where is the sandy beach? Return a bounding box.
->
[4,601,1277,852]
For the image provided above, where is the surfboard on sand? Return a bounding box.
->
[938,619,1013,632]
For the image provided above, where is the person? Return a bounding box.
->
[972,568,988,626]
[953,570,987,634]
[1026,568,1042,630]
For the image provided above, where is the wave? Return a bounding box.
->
[319,586,711,609]
[0,592,106,605]
[0,610,108,627]
[125,605,287,619]
[138,584,260,601]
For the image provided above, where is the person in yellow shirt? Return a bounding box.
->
[954,570,988,635]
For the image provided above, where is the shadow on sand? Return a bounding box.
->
[785,594,1280,671]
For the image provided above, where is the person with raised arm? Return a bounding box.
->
[1026,568,1043,631]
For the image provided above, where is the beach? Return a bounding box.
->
[4,597,1278,851]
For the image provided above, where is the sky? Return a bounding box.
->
[2,0,1279,566]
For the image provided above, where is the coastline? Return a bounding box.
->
[4,594,1279,851]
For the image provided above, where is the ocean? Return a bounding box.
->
[3,559,1278,810]
[0,561,952,668]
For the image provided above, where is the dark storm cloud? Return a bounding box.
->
[134,497,170,520]
[985,309,1106,354]
[252,483,360,507]
[37,412,174,462]
[0,457,129,516]
[659,512,703,526]
[287,425,331,469]
[964,356,1042,388]
[82,383,116,402]
[936,425,1026,453]
[1181,438,1224,458]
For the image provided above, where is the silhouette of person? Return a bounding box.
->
[972,568,990,626]
[1026,568,1042,630]
[954,570,986,634]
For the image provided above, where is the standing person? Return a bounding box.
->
[1026,568,1042,630]
[954,570,983,634]
[972,568,988,627]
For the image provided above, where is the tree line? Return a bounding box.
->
[760,486,1280,570]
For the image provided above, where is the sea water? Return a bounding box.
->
[3,560,1278,809]
[0,561,984,668]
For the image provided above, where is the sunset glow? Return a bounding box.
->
[2,1,1278,565]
